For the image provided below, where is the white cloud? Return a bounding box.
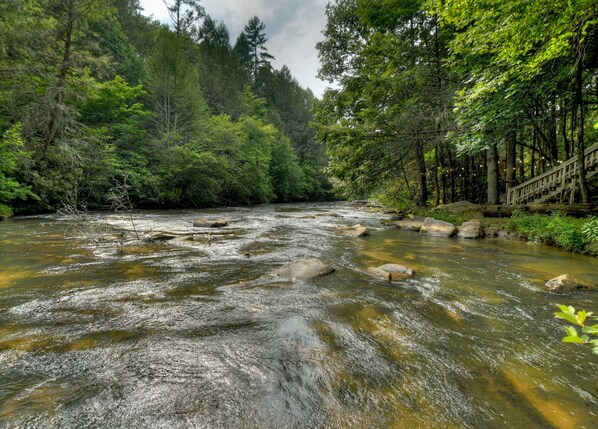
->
[138,0,333,97]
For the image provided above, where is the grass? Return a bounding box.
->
[505,212,597,255]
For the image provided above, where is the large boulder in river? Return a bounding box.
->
[367,264,414,281]
[193,218,228,228]
[270,258,335,281]
[393,218,425,232]
[458,220,484,239]
[545,275,591,293]
[338,224,370,238]
[420,217,457,238]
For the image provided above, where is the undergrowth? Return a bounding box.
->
[507,211,598,255]
[0,203,13,218]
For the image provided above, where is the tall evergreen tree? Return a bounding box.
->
[234,16,274,83]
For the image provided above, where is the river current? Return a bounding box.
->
[0,203,597,428]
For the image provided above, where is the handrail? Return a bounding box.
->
[507,142,598,205]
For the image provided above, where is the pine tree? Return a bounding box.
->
[234,16,274,83]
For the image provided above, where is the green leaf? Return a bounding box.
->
[563,336,586,344]
[582,325,598,335]
[556,304,575,314]
[576,310,588,325]
[555,312,581,326]
[565,326,579,337]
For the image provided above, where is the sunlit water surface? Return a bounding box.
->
[0,203,597,428]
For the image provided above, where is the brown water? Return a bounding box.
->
[0,203,597,428]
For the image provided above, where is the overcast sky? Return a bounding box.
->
[138,0,333,97]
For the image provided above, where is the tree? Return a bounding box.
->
[437,0,598,203]
[315,0,455,206]
[0,123,37,210]
[146,29,210,147]
[163,0,205,38]
[235,16,274,84]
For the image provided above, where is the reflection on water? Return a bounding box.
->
[0,203,597,428]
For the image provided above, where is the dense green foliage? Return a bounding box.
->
[0,0,330,214]
[314,0,598,207]
[507,212,598,254]
[554,305,598,355]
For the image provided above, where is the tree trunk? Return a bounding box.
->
[487,144,499,204]
[43,2,75,156]
[415,141,428,207]
[433,143,440,206]
[506,132,517,192]
[574,60,589,203]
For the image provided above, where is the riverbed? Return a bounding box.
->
[0,203,597,428]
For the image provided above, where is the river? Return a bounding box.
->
[0,203,597,428]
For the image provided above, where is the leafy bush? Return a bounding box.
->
[554,305,598,355]
[0,203,13,218]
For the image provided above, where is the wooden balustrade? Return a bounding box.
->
[507,143,598,205]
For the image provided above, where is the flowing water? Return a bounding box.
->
[0,203,597,429]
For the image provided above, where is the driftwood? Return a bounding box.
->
[482,204,597,218]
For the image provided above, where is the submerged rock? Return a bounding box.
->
[193,218,229,228]
[420,217,457,238]
[270,258,335,281]
[338,224,370,238]
[367,264,414,281]
[458,220,484,239]
[545,274,591,293]
[316,212,342,218]
[148,232,178,241]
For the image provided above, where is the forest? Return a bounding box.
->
[0,0,331,217]
[1,0,597,217]
[314,0,598,209]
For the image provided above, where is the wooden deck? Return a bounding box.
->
[507,143,598,205]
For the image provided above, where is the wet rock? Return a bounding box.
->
[458,220,484,239]
[316,212,342,218]
[367,264,414,281]
[497,230,514,239]
[338,224,370,238]
[299,215,316,220]
[148,232,178,241]
[193,218,229,228]
[171,235,193,243]
[483,227,499,237]
[544,274,591,293]
[270,258,335,281]
[393,218,425,232]
[420,217,457,238]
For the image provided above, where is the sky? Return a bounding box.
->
[138,0,333,97]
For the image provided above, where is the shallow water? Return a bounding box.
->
[0,203,597,428]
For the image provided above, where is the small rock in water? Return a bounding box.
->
[337,224,370,238]
[458,220,484,239]
[367,264,414,281]
[148,232,178,241]
[420,217,457,238]
[193,218,229,228]
[299,215,316,220]
[270,258,335,281]
[544,274,590,293]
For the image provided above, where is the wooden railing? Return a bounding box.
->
[507,143,598,205]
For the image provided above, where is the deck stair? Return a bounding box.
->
[507,143,598,205]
